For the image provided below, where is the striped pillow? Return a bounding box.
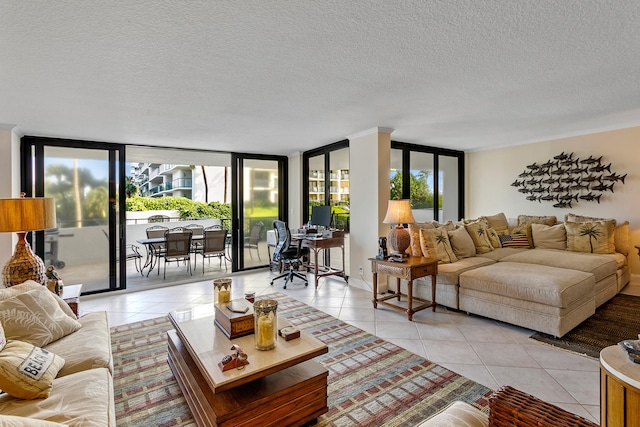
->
[499,233,530,248]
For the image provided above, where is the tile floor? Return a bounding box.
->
[82,269,612,423]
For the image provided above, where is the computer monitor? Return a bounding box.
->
[311,205,332,228]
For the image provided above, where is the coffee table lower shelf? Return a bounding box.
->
[167,330,328,427]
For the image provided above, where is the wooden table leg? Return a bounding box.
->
[372,271,378,308]
[431,274,437,312]
[396,278,401,301]
[407,279,414,321]
[313,249,320,289]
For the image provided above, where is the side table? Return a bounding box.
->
[370,256,438,321]
[600,344,640,427]
[61,284,82,316]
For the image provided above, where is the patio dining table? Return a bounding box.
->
[136,235,204,276]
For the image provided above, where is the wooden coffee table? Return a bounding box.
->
[167,307,329,427]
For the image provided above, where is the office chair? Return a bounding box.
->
[270,220,308,289]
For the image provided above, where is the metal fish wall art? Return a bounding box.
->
[514,153,627,207]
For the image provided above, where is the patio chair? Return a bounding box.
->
[145,225,168,276]
[159,227,193,279]
[245,221,264,260]
[185,223,205,253]
[195,227,227,274]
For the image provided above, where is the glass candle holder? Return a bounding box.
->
[254,299,278,350]
[213,278,232,305]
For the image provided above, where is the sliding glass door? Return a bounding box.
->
[232,154,287,271]
[22,137,125,294]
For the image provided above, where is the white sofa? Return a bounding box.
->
[0,281,115,426]
[408,213,630,337]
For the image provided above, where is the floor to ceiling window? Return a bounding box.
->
[390,142,464,222]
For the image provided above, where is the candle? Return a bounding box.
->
[218,289,231,303]
[257,314,274,348]
[254,299,278,350]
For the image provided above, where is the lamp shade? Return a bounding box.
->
[383,200,414,257]
[0,196,56,232]
[383,199,415,225]
[0,194,56,287]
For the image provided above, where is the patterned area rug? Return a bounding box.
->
[112,293,492,426]
[530,294,640,358]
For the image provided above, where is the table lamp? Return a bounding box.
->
[382,199,415,258]
[0,193,56,287]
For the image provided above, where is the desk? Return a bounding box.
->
[369,256,438,321]
[292,234,348,289]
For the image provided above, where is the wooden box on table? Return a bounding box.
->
[214,299,255,339]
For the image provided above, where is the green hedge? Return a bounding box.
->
[125,196,231,219]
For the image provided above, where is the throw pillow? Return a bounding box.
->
[499,233,531,248]
[407,223,435,257]
[0,416,67,427]
[486,227,502,249]
[463,221,494,254]
[0,320,5,351]
[0,340,65,399]
[0,286,82,348]
[448,227,476,259]
[419,228,458,264]
[565,220,616,254]
[531,223,567,250]
[565,213,630,256]
[0,281,77,320]
[517,214,557,226]
[511,223,534,247]
[480,212,510,235]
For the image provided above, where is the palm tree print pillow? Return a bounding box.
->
[565,220,615,254]
[419,228,458,264]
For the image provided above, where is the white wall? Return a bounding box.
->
[0,125,22,266]
[467,126,640,278]
[349,128,393,286]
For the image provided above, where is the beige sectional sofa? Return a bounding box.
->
[0,281,114,426]
[409,212,630,337]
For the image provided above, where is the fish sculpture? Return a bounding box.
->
[553,152,573,161]
[530,187,548,193]
[568,166,588,174]
[550,185,569,193]
[558,193,578,202]
[526,162,540,170]
[539,194,557,202]
[553,201,572,208]
[580,155,602,165]
[602,173,627,183]
[541,160,557,168]
[526,178,541,186]
[526,195,539,202]
[559,176,580,184]
[511,180,524,187]
[580,175,600,183]
[518,188,530,194]
[531,169,548,176]
[541,177,559,185]
[590,163,611,173]
[570,182,590,191]
[592,182,614,192]
[579,193,602,203]
[549,168,566,176]
[518,171,531,178]
[559,158,578,167]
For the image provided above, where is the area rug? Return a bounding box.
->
[112,293,492,426]
[530,294,640,358]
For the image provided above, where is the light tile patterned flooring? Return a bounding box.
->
[82,269,614,424]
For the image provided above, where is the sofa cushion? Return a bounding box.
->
[0,367,115,427]
[408,222,435,256]
[44,311,113,377]
[464,221,494,254]
[420,228,458,263]
[517,214,557,226]
[480,212,510,235]
[459,262,595,308]
[531,223,567,250]
[0,340,65,399]
[565,220,615,254]
[486,227,502,248]
[478,247,528,261]
[0,319,5,351]
[418,401,488,427]
[448,227,476,259]
[500,249,617,282]
[436,257,496,285]
[0,286,82,347]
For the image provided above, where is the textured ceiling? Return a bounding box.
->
[2,1,640,156]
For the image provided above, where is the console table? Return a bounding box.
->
[600,344,640,427]
[370,256,438,321]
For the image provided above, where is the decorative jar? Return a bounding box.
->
[254,299,278,350]
[244,291,255,303]
[213,278,232,305]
